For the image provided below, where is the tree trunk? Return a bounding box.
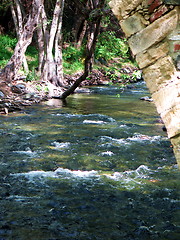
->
[37,4,47,74]
[59,0,105,99]
[76,20,87,49]
[41,0,65,92]
[10,0,29,73]
[0,0,43,82]
[54,0,65,85]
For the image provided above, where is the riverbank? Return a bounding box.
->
[0,66,142,114]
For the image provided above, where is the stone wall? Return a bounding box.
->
[109,0,180,167]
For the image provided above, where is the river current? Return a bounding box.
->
[0,82,179,240]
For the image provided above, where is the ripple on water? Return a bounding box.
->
[51,141,71,149]
[127,133,166,142]
[100,151,115,156]
[7,195,40,203]
[83,120,106,124]
[54,113,116,123]
[102,165,154,190]
[11,168,99,183]
[99,133,167,148]
[106,165,152,180]
[99,135,129,146]
[10,165,154,191]
[12,147,37,157]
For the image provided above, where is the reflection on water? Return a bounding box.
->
[0,82,179,240]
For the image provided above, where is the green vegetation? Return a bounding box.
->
[63,45,84,74]
[26,68,39,82]
[0,35,17,68]
[26,45,39,70]
[0,32,138,83]
[95,31,129,62]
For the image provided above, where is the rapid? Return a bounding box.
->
[0,82,179,240]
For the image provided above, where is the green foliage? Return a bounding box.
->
[36,84,49,94]
[120,73,130,81]
[28,59,39,71]
[0,35,17,68]
[0,35,17,48]
[36,85,41,91]
[0,32,138,86]
[26,45,39,71]
[63,60,84,74]
[26,45,38,57]
[105,69,119,82]
[101,14,111,28]
[132,70,142,80]
[95,31,130,62]
[63,45,84,62]
[63,45,84,74]
[26,68,39,82]
[0,35,39,72]
[0,0,11,12]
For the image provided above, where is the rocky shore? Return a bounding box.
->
[0,67,141,114]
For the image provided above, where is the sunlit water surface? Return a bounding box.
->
[0,82,179,240]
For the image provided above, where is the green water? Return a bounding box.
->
[0,83,179,240]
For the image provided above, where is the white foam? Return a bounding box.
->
[84,114,116,123]
[83,120,105,124]
[127,134,162,142]
[55,168,98,178]
[104,165,152,190]
[12,170,56,178]
[11,165,152,190]
[54,113,78,118]
[135,165,151,175]
[11,168,98,181]
[13,147,37,156]
[7,195,40,202]
[110,165,150,178]
[100,151,115,156]
[52,142,70,148]
[54,113,116,124]
[100,136,128,145]
[119,124,128,128]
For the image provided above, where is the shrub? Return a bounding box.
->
[0,35,17,68]
[63,45,84,73]
[95,31,130,61]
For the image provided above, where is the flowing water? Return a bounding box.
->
[0,82,179,240]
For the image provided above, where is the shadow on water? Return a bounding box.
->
[0,82,179,240]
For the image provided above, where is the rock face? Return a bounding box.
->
[109,0,180,167]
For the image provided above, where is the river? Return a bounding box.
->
[0,82,179,240]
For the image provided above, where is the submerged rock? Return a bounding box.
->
[74,88,91,93]
[134,225,151,237]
